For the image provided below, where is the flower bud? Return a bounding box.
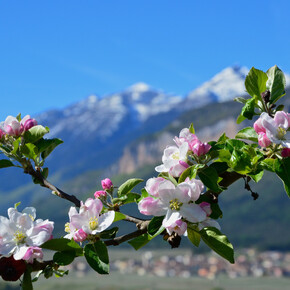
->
[94,190,107,198]
[73,228,88,242]
[190,139,211,156]
[22,117,37,131]
[281,148,290,158]
[0,256,26,281]
[0,128,5,139]
[101,178,113,190]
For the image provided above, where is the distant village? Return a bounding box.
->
[66,249,290,279]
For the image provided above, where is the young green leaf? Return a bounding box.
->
[189,123,195,134]
[113,212,126,222]
[274,158,290,198]
[187,226,201,247]
[200,227,235,263]
[198,166,222,193]
[148,216,164,236]
[23,125,49,143]
[21,143,39,161]
[0,159,14,168]
[245,67,268,98]
[266,65,286,104]
[235,127,258,142]
[41,238,83,256]
[84,241,109,274]
[35,138,63,160]
[53,251,75,266]
[128,233,152,250]
[118,178,143,197]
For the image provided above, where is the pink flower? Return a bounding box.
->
[73,229,87,242]
[174,128,197,147]
[254,118,266,134]
[190,139,211,156]
[258,133,271,147]
[94,190,107,198]
[3,116,23,136]
[21,115,37,131]
[281,148,290,158]
[138,197,166,216]
[21,246,43,264]
[101,178,113,190]
[0,128,5,138]
[165,219,187,236]
[145,177,166,197]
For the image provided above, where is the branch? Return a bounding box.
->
[24,163,81,207]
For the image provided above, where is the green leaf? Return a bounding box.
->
[236,127,258,142]
[35,138,63,160]
[122,192,141,204]
[200,227,235,263]
[53,251,75,266]
[22,268,33,290]
[128,233,152,250]
[189,123,195,134]
[234,97,249,104]
[187,226,201,247]
[225,139,246,152]
[158,172,178,186]
[245,67,268,98]
[84,241,109,274]
[41,238,83,256]
[266,65,286,104]
[274,158,290,198]
[217,133,229,143]
[237,114,246,124]
[179,164,205,183]
[11,138,21,154]
[113,212,126,222]
[100,227,119,239]
[198,166,222,193]
[21,143,39,160]
[118,178,143,197]
[260,158,275,172]
[23,125,49,143]
[237,97,256,123]
[248,169,264,183]
[209,162,228,175]
[228,149,252,174]
[148,216,164,236]
[0,159,14,168]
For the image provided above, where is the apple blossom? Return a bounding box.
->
[0,206,54,262]
[190,139,211,156]
[64,198,115,241]
[155,142,189,177]
[138,177,220,235]
[174,128,197,147]
[0,128,5,139]
[2,116,23,136]
[260,111,290,147]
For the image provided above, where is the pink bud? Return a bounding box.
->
[190,140,211,156]
[22,247,43,264]
[0,129,5,138]
[73,228,88,242]
[281,148,290,158]
[22,118,37,131]
[94,190,107,198]
[258,133,271,147]
[101,178,113,190]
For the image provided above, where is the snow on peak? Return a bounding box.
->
[187,66,249,105]
[127,82,150,93]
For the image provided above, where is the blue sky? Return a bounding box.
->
[1,0,290,119]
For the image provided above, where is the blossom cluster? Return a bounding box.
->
[0,115,37,138]
[0,206,54,264]
[155,128,211,177]
[254,111,290,156]
[138,177,220,236]
[64,198,115,242]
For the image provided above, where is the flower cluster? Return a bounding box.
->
[0,206,54,264]
[64,198,115,242]
[254,111,290,152]
[155,128,211,177]
[138,177,220,236]
[94,178,114,198]
[0,115,37,137]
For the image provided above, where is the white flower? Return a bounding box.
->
[0,206,53,262]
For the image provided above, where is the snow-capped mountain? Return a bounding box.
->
[185,66,249,108]
[37,83,182,141]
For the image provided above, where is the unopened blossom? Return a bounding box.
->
[155,142,189,177]
[0,206,54,263]
[20,115,37,131]
[101,178,113,190]
[0,128,5,139]
[258,133,271,147]
[145,177,167,197]
[281,148,290,158]
[190,139,211,156]
[94,190,107,198]
[64,198,115,241]
[0,256,26,281]
[260,111,290,147]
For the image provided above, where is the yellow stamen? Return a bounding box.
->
[65,222,71,233]
[13,230,26,244]
[169,199,183,211]
[172,152,180,160]
[89,217,98,231]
